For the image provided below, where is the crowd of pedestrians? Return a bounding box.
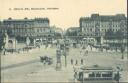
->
[70,59,84,66]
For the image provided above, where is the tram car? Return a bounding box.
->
[74,65,119,82]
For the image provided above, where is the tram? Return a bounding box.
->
[74,65,118,82]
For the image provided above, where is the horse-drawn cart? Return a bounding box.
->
[40,56,53,65]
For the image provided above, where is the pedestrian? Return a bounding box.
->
[74,72,78,82]
[71,59,73,65]
[43,60,46,66]
[75,60,78,65]
[80,50,82,55]
[90,46,92,51]
[81,59,83,65]
[114,71,120,83]
[79,72,83,81]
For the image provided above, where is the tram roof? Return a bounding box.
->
[80,65,113,70]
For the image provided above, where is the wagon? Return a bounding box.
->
[40,56,53,65]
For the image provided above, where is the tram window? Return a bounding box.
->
[108,73,112,77]
[96,73,101,77]
[102,73,112,77]
[102,74,108,77]
[89,73,95,77]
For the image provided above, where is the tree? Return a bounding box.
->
[114,71,121,83]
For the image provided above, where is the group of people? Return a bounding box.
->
[71,59,84,65]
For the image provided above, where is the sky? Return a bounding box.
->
[0,0,127,29]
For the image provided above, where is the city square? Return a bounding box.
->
[1,43,128,82]
[0,4,127,82]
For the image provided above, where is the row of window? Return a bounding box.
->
[82,34,101,36]
[34,23,49,27]
[83,28,126,32]
[12,28,34,33]
[36,28,52,33]
[5,23,49,28]
[82,21,126,27]
[83,24,121,28]
[5,24,33,28]
[89,73,112,77]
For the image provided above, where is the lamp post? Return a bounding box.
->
[56,47,62,70]
[121,45,124,59]
[14,27,16,52]
[64,48,67,67]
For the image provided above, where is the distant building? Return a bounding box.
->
[79,14,127,37]
[66,27,80,36]
[0,21,6,34]
[0,17,57,47]
[0,17,50,37]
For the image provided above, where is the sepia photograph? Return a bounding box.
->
[0,0,127,83]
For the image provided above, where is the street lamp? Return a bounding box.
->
[56,48,62,70]
[14,27,16,52]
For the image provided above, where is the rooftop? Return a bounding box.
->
[80,65,113,70]
[3,17,49,22]
[80,14,127,22]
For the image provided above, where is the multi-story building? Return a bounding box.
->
[79,14,127,37]
[0,17,56,48]
[1,17,50,37]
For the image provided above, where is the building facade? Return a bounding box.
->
[0,17,51,37]
[0,17,57,48]
[79,14,127,37]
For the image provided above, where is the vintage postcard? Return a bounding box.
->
[0,0,127,83]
